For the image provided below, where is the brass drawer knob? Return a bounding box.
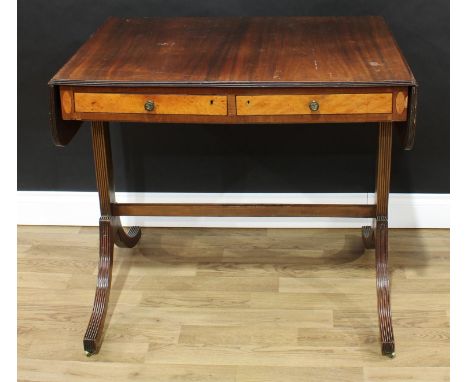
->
[144,100,155,112]
[309,100,319,112]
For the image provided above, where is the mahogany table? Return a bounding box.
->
[48,16,418,357]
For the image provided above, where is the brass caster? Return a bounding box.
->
[381,342,395,358]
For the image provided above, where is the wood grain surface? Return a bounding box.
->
[49,16,416,87]
[59,85,408,124]
[111,203,376,218]
[76,93,228,115]
[236,94,392,115]
[48,17,417,147]
[18,226,449,382]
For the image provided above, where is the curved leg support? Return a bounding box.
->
[115,222,141,249]
[87,122,142,354]
[375,218,395,358]
[83,216,114,355]
[362,225,375,249]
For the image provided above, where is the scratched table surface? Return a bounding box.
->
[50,16,415,88]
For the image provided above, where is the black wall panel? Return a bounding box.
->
[18,0,449,193]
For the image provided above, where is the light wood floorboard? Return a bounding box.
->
[18,226,449,381]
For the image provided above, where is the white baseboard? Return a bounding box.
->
[17,192,449,228]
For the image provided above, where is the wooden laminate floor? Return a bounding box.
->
[18,226,449,382]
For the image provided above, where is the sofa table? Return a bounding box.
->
[48,16,418,357]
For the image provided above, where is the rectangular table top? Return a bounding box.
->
[49,16,416,88]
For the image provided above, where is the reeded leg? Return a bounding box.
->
[91,121,142,250]
[83,216,114,355]
[375,217,395,357]
[373,122,395,357]
[361,225,375,249]
[85,121,142,355]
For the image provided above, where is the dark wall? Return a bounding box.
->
[18,0,449,193]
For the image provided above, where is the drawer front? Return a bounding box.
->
[236,93,393,115]
[74,93,228,115]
